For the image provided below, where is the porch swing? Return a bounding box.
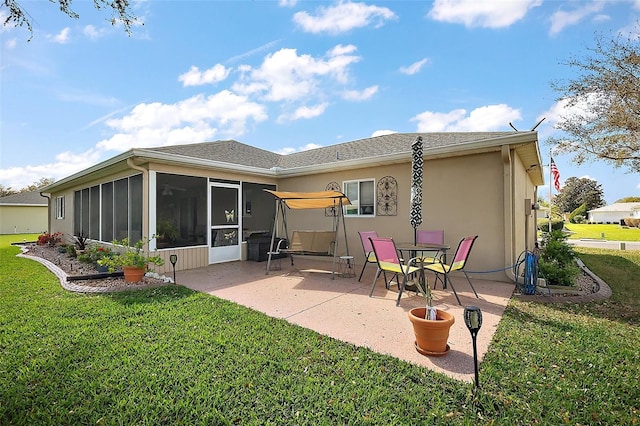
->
[264,190,351,279]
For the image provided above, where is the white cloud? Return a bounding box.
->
[225,40,282,64]
[342,85,378,101]
[96,91,267,152]
[279,0,298,7]
[178,64,232,87]
[400,58,429,75]
[48,27,71,44]
[0,149,103,189]
[549,1,606,36]
[428,0,542,28]
[233,45,360,105]
[411,104,521,132]
[4,38,17,49]
[293,1,397,34]
[275,143,322,155]
[278,103,328,123]
[371,129,398,137]
[542,93,600,126]
[83,25,107,40]
[53,88,120,107]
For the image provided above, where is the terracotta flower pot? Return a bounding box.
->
[123,266,146,283]
[408,307,455,356]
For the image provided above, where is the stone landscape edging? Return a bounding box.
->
[17,246,166,293]
[514,260,612,304]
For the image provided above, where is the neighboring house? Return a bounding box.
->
[535,205,550,220]
[40,132,544,283]
[0,191,48,234]
[587,203,640,224]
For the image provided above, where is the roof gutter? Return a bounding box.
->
[131,149,271,177]
[41,150,136,192]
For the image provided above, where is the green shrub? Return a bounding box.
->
[569,203,587,223]
[539,230,579,286]
[537,218,564,232]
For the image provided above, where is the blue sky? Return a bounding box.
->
[1,0,639,204]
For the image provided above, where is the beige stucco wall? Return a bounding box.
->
[0,205,48,235]
[45,145,539,279]
[276,149,537,283]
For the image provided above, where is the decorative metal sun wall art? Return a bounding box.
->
[325,182,341,217]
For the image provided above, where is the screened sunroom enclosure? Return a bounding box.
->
[73,171,276,264]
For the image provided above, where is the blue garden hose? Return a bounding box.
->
[465,249,545,295]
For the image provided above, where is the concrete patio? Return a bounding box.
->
[177,256,515,383]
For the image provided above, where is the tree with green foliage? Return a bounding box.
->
[0,178,55,197]
[616,196,640,203]
[0,184,17,198]
[549,30,640,172]
[569,203,588,223]
[553,176,605,213]
[2,0,138,40]
[22,178,55,192]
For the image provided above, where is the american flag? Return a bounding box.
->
[550,157,561,191]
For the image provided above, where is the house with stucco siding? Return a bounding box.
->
[0,191,48,235]
[40,131,544,283]
[587,203,640,224]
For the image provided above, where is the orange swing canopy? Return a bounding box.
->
[264,190,351,209]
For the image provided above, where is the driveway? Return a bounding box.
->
[567,239,640,250]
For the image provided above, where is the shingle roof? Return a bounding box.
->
[278,132,512,169]
[147,132,516,170]
[0,191,48,205]
[148,140,281,170]
[588,202,640,213]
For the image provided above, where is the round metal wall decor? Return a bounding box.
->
[325,182,341,216]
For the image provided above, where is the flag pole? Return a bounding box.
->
[549,149,552,234]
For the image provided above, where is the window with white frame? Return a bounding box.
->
[343,179,375,216]
[55,196,65,219]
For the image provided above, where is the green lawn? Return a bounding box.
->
[1,235,638,424]
[564,223,640,241]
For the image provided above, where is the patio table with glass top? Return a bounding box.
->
[396,242,451,288]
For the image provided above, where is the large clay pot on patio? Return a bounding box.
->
[123,266,146,283]
[408,307,455,356]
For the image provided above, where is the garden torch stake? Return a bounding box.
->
[464,306,483,388]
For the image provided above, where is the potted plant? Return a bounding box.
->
[98,236,164,283]
[407,274,455,356]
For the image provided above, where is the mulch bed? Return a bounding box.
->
[19,243,171,292]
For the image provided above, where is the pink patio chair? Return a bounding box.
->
[357,231,379,282]
[416,229,445,264]
[368,237,421,306]
[423,235,479,305]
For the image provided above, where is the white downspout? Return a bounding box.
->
[502,145,517,282]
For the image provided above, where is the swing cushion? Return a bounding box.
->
[281,231,336,255]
